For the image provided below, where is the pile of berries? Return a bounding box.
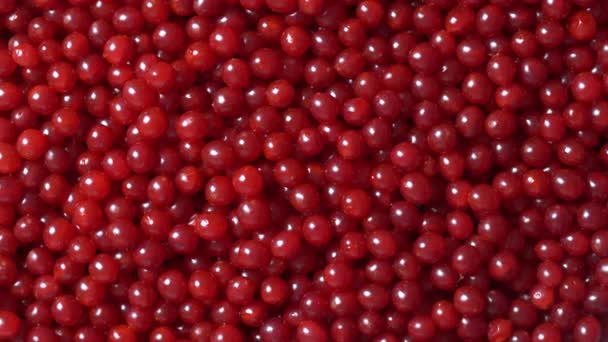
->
[0,0,607,341]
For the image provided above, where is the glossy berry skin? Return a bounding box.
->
[0,311,20,339]
[0,0,606,340]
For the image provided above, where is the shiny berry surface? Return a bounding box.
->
[0,0,606,341]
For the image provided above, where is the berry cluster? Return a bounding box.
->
[0,0,607,341]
